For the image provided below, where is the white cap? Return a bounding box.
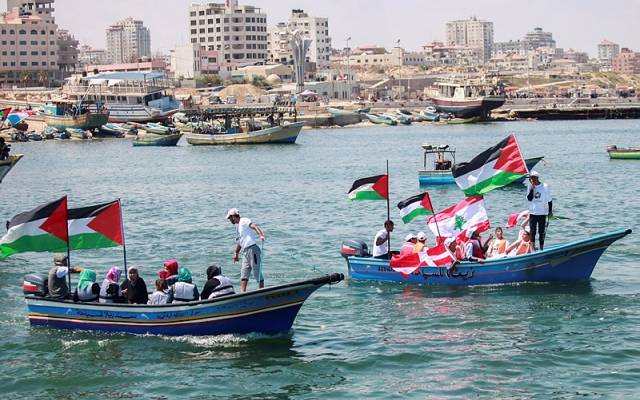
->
[404,233,415,242]
[55,267,68,279]
[529,170,540,178]
[417,231,427,241]
[225,208,239,219]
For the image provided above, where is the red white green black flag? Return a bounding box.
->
[68,200,124,250]
[348,174,389,201]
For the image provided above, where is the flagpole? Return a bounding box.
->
[386,160,391,254]
[118,198,128,283]
[64,196,72,291]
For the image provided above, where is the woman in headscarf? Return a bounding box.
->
[169,267,199,303]
[158,259,179,286]
[120,267,149,304]
[99,266,124,303]
[74,269,100,302]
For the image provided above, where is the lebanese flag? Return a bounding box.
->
[0,197,69,258]
[452,134,528,196]
[427,196,490,241]
[68,200,124,250]
[506,210,529,228]
[397,192,434,224]
[348,174,388,200]
[390,244,456,276]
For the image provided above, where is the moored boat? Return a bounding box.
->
[133,132,182,147]
[446,116,482,124]
[429,79,505,119]
[24,273,344,336]
[0,154,23,183]
[66,128,92,140]
[97,124,126,138]
[365,113,396,126]
[607,145,640,159]
[43,100,109,131]
[185,122,303,145]
[340,230,631,285]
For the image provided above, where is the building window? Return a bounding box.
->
[31,51,38,55]
[199,28,205,33]
[191,29,197,34]
[199,10,204,15]
[30,29,37,34]
[191,20,196,26]
[0,30,5,34]
[20,51,27,56]
[32,61,39,66]
[199,20,205,25]
[31,41,38,45]
[19,29,26,34]
[20,61,27,66]
[190,11,196,16]
[207,19,213,24]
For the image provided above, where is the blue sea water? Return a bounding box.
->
[0,119,639,399]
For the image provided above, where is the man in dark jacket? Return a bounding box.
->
[120,267,149,304]
[200,265,235,300]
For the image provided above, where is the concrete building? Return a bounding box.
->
[170,44,220,79]
[106,17,151,64]
[84,59,168,74]
[57,28,78,73]
[612,48,640,74]
[188,0,268,66]
[493,27,555,58]
[598,40,620,64]
[79,45,109,66]
[422,42,482,66]
[0,6,58,86]
[446,17,493,63]
[523,27,555,49]
[267,9,331,69]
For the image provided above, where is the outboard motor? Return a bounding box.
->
[340,240,370,260]
[23,273,48,297]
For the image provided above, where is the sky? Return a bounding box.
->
[2,0,639,57]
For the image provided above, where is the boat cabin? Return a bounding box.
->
[422,144,455,171]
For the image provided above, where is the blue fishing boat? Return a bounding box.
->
[23,273,344,336]
[340,230,631,285]
[133,132,182,146]
[418,144,457,185]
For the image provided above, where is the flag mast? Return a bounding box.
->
[63,196,72,291]
[118,198,128,283]
[386,160,391,253]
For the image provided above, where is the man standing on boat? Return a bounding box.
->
[373,220,394,259]
[226,208,266,292]
[526,171,553,251]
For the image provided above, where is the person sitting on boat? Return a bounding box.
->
[444,237,461,270]
[463,229,486,262]
[0,137,10,160]
[99,266,124,304]
[200,265,235,300]
[486,227,510,258]
[120,267,149,304]
[399,234,417,256]
[414,231,428,253]
[47,265,70,299]
[169,267,199,303]
[506,229,534,256]
[148,278,169,305]
[158,259,179,286]
[74,269,100,302]
[373,220,394,260]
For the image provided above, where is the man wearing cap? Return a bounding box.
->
[399,234,417,256]
[526,170,553,251]
[47,254,82,299]
[226,208,266,292]
[373,220,394,259]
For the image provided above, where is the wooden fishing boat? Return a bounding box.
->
[23,273,344,336]
[327,107,359,117]
[185,122,303,145]
[0,154,23,183]
[340,230,630,285]
[133,132,182,147]
[97,124,126,138]
[326,108,363,126]
[144,123,179,135]
[418,144,457,185]
[607,145,640,159]
[365,113,397,126]
[43,100,109,130]
[446,116,482,124]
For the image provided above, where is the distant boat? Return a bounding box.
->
[607,145,640,159]
[133,132,182,147]
[327,107,359,117]
[0,154,23,183]
[66,128,92,140]
[97,124,125,138]
[185,122,304,145]
[144,123,179,135]
[43,100,109,131]
[429,80,505,119]
[365,113,396,126]
[446,116,482,124]
[418,144,457,185]
[382,113,411,125]
[26,132,43,141]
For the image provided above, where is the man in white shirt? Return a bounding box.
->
[526,171,553,251]
[373,220,394,259]
[226,208,266,292]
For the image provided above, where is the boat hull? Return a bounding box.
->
[0,154,23,183]
[418,170,455,185]
[133,133,182,146]
[346,230,630,286]
[105,104,179,123]
[185,122,303,145]
[26,274,343,336]
[44,112,109,130]
[608,150,640,159]
[431,96,505,119]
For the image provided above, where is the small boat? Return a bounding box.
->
[23,273,344,336]
[383,113,411,125]
[0,154,23,183]
[26,132,43,141]
[607,145,640,159]
[42,100,109,130]
[365,113,397,126]
[446,116,482,124]
[66,128,92,139]
[326,108,363,126]
[398,109,427,122]
[133,132,182,147]
[419,108,441,122]
[327,107,359,117]
[340,230,631,285]
[53,131,71,140]
[144,123,179,135]
[186,122,304,145]
[418,144,457,185]
[10,131,28,142]
[97,124,125,138]
[43,126,60,140]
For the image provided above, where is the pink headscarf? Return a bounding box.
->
[163,259,179,276]
[106,266,122,283]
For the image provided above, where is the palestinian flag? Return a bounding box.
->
[0,107,11,119]
[427,196,490,241]
[348,174,388,200]
[390,244,457,276]
[0,197,69,258]
[397,192,434,224]
[452,134,528,196]
[68,200,123,250]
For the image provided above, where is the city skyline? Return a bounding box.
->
[2,0,638,56]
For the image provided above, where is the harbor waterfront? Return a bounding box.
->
[1,119,640,398]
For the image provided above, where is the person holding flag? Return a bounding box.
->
[526,171,553,250]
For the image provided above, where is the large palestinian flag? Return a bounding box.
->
[68,200,123,250]
[348,174,388,200]
[397,192,434,224]
[451,134,528,196]
[427,196,490,241]
[0,197,69,258]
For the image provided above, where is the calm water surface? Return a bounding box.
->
[1,120,639,399]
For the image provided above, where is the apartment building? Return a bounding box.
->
[268,9,331,69]
[612,48,640,74]
[106,17,151,64]
[598,40,620,65]
[188,0,268,66]
[446,17,493,63]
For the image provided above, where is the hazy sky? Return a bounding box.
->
[2,0,638,56]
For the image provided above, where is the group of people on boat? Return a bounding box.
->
[0,137,11,160]
[45,256,236,304]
